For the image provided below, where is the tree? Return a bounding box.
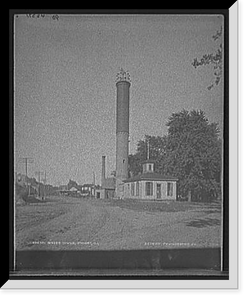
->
[192,26,223,90]
[163,109,221,202]
[128,135,168,177]
[128,110,222,202]
[128,139,147,177]
[67,179,78,190]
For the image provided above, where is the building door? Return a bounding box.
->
[156,184,161,199]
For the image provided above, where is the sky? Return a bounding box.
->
[14,14,224,186]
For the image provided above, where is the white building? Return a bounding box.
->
[122,160,178,201]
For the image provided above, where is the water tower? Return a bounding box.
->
[115,68,131,198]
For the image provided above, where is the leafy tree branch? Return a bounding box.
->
[192,26,223,90]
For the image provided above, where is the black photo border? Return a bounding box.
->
[6,5,237,287]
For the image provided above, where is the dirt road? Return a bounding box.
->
[15,196,221,250]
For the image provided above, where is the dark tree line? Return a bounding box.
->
[128,109,222,202]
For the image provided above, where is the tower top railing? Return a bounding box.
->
[116,68,131,83]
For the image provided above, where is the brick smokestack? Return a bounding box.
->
[101,155,106,187]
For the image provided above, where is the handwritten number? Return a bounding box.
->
[26,14,59,20]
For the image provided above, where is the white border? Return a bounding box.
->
[228,0,238,290]
[4,4,238,289]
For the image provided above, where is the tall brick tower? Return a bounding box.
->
[115,68,131,198]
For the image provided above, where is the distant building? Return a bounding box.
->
[99,177,115,199]
[123,160,178,201]
[95,156,115,199]
[81,183,96,197]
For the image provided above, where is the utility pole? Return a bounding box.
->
[42,171,47,200]
[93,171,95,197]
[19,157,34,180]
[19,158,34,197]
[35,171,44,199]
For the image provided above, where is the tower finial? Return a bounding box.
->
[116,68,131,83]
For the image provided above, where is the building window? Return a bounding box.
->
[167,182,173,196]
[145,182,153,196]
[131,182,135,196]
[127,184,130,192]
[156,183,161,199]
[136,181,139,196]
[148,164,152,171]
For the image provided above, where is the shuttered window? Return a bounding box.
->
[145,182,153,196]
[136,181,139,196]
[131,182,135,196]
[167,182,173,196]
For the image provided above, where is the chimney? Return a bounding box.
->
[101,156,106,187]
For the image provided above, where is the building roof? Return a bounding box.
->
[123,172,178,183]
[82,183,95,187]
[69,186,78,192]
[140,159,156,164]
